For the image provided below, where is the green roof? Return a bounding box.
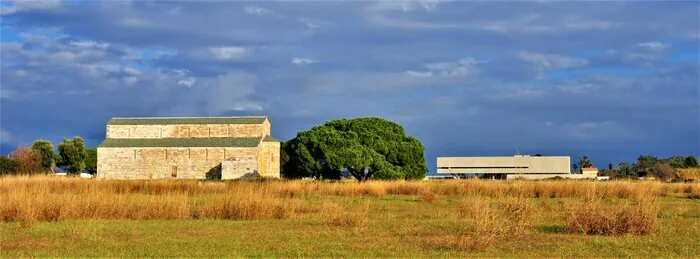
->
[107,117,268,125]
[263,135,281,142]
[98,138,262,148]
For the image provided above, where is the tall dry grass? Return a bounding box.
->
[437,196,536,251]
[1,175,694,229]
[265,179,682,199]
[565,198,658,235]
[0,176,297,227]
[321,201,369,227]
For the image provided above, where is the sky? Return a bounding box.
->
[0,0,698,173]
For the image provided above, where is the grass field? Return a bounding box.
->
[1,176,698,257]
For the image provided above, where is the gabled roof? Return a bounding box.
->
[263,135,281,142]
[98,138,261,148]
[107,116,268,125]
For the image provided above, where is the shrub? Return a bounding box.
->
[0,156,19,175]
[452,198,510,250]
[566,198,658,235]
[8,147,41,175]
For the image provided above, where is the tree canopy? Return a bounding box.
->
[31,139,55,172]
[283,117,428,181]
[58,136,87,174]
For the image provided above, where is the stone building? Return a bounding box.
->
[97,116,280,180]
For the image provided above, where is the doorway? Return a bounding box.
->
[170,166,177,178]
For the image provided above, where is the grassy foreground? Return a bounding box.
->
[1,176,698,257]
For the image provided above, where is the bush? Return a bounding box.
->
[566,198,658,235]
[8,147,41,175]
[0,156,19,175]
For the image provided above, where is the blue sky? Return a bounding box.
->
[1,0,698,172]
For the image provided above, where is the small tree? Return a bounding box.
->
[84,148,97,174]
[684,156,699,168]
[58,137,87,174]
[634,155,659,178]
[654,162,677,181]
[577,156,593,168]
[31,139,55,173]
[8,146,42,174]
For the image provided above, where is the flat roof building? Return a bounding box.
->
[437,155,595,180]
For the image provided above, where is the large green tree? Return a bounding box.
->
[284,117,428,181]
[31,139,55,172]
[57,137,87,174]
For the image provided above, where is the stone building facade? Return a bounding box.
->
[97,117,280,180]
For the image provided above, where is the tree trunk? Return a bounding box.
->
[348,167,371,182]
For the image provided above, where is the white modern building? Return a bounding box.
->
[436,155,597,180]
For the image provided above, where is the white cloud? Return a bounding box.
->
[509,88,544,99]
[407,57,483,78]
[120,17,152,28]
[209,47,247,61]
[123,66,142,76]
[246,6,270,16]
[557,82,600,94]
[518,52,589,69]
[202,72,260,114]
[367,1,444,12]
[69,40,107,48]
[177,78,196,87]
[1,0,62,15]
[292,57,315,65]
[405,70,434,77]
[636,41,669,51]
[123,76,138,85]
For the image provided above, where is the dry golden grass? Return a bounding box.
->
[2,175,698,256]
[0,175,695,232]
[322,201,369,227]
[565,198,658,235]
[418,190,439,203]
[677,168,700,182]
[443,197,535,251]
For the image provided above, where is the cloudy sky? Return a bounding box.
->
[1,0,698,172]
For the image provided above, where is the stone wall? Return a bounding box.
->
[106,123,271,139]
[257,141,280,178]
[97,147,259,180]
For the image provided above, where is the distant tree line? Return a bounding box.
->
[0,137,97,176]
[596,155,698,181]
